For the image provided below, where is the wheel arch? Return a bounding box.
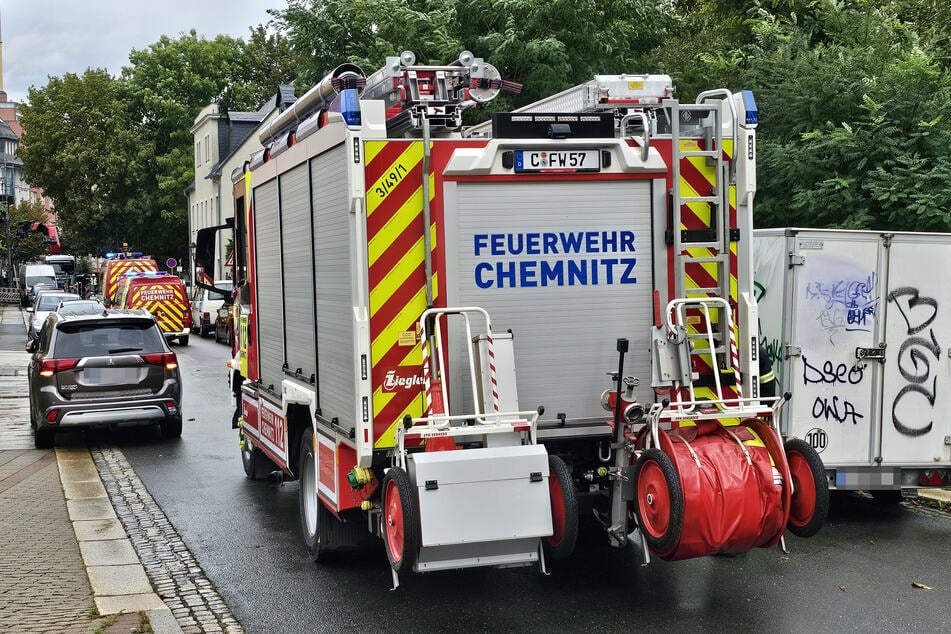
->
[286,402,312,480]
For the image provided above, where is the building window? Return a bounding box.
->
[204,135,210,162]
[196,142,201,167]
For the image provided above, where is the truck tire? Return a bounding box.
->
[241,436,273,480]
[178,335,189,346]
[544,454,578,561]
[382,466,419,573]
[632,448,684,555]
[784,438,829,538]
[160,415,183,439]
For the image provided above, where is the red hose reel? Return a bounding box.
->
[632,417,825,561]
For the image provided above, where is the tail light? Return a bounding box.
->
[39,358,80,377]
[45,409,60,422]
[202,311,211,322]
[141,352,179,370]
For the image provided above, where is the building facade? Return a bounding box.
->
[187,86,296,282]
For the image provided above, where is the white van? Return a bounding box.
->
[190,280,233,337]
[18,263,58,307]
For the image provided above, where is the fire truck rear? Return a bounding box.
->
[195,51,828,585]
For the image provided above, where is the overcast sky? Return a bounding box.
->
[1,0,285,104]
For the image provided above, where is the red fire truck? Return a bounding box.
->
[195,51,827,586]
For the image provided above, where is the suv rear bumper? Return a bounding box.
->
[41,396,179,429]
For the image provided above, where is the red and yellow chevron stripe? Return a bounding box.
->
[103,259,158,303]
[128,282,189,333]
[364,140,438,448]
[677,138,740,403]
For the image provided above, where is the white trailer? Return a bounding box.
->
[754,228,951,498]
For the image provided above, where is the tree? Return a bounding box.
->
[18,70,148,254]
[1,199,53,272]
[655,0,951,232]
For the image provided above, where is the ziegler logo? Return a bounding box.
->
[383,369,426,392]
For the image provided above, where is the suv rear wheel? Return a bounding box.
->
[34,425,54,449]
[160,415,183,438]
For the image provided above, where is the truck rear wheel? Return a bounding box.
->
[544,454,578,561]
[299,426,329,561]
[784,438,829,538]
[178,335,189,346]
[633,448,684,555]
[241,436,273,480]
[382,466,419,573]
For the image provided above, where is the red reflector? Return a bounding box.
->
[404,433,421,443]
[39,358,80,376]
[45,409,59,423]
[142,352,178,370]
[511,422,530,432]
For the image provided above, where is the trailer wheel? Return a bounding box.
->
[544,455,578,560]
[784,438,829,538]
[382,467,419,573]
[633,448,684,555]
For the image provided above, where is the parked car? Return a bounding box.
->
[54,299,106,316]
[214,304,234,346]
[190,280,232,337]
[26,309,183,449]
[18,263,58,307]
[26,291,82,341]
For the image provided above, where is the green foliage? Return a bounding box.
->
[665,0,951,232]
[1,199,52,270]
[16,0,951,243]
[19,70,147,254]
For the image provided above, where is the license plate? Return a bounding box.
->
[515,149,600,173]
[83,367,140,385]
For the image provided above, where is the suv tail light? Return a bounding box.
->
[39,358,80,377]
[141,352,179,370]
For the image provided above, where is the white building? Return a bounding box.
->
[187,86,297,282]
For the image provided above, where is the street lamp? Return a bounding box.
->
[0,162,13,287]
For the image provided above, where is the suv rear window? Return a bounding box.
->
[53,322,166,358]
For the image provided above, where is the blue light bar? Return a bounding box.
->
[742,90,758,126]
[104,252,116,259]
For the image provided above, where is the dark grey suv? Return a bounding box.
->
[26,309,183,448]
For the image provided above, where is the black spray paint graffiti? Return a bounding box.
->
[801,356,867,425]
[887,287,940,437]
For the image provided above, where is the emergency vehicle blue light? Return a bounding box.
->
[337,88,361,126]
[132,252,143,257]
[742,90,758,126]
[104,252,116,259]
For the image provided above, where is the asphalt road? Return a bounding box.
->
[108,334,951,633]
[7,313,948,633]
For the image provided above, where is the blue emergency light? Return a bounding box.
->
[335,88,361,126]
[104,252,116,259]
[742,90,758,126]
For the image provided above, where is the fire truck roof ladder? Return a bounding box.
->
[464,74,673,137]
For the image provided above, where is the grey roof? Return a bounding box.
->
[205,85,298,180]
[0,119,18,141]
[230,111,267,123]
[276,84,297,112]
